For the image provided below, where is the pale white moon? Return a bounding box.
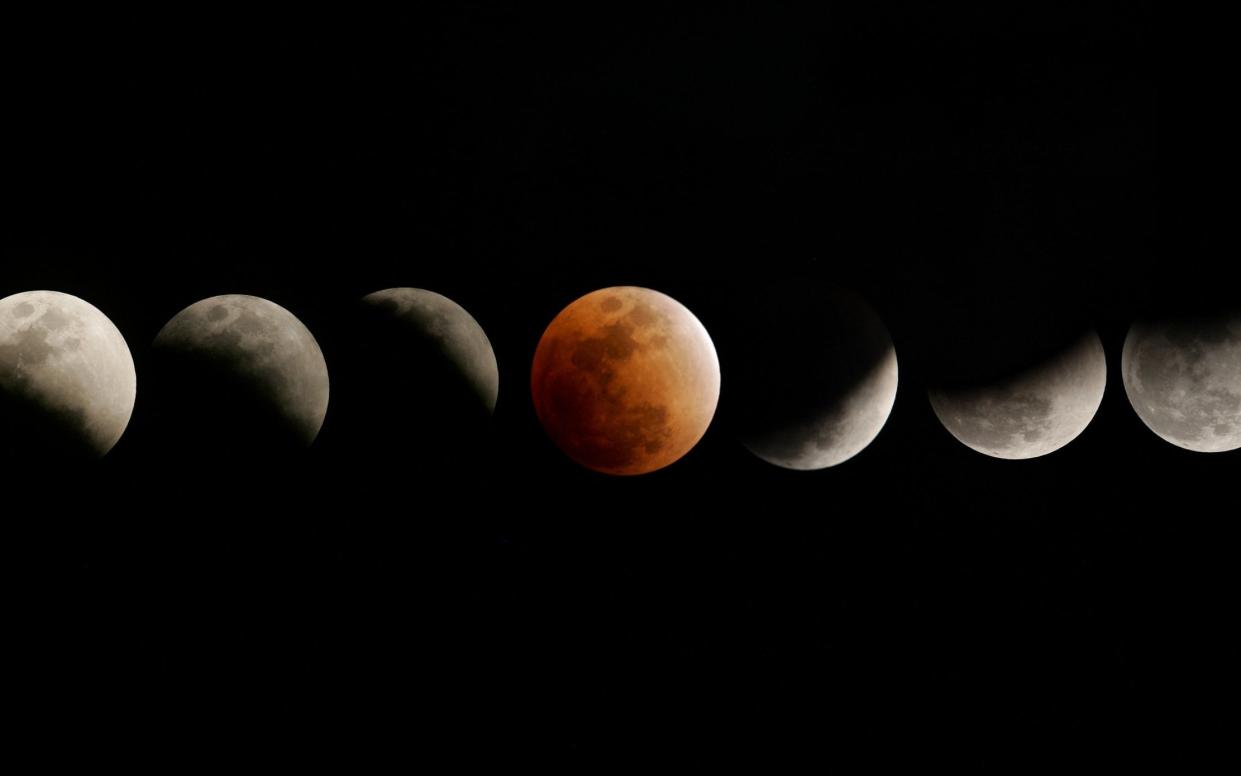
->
[0,290,136,457]
[1121,313,1241,452]
[929,329,1107,459]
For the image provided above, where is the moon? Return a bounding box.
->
[733,285,898,470]
[359,288,499,414]
[1121,311,1241,452]
[336,288,499,467]
[0,290,136,459]
[928,329,1106,459]
[152,294,329,451]
[531,286,720,475]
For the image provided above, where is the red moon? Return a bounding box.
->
[531,286,721,475]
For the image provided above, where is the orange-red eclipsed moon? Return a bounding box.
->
[531,286,720,475]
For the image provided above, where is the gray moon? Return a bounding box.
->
[1121,312,1241,452]
[153,294,329,447]
[360,288,499,414]
[0,290,137,458]
[736,287,898,470]
[928,329,1106,459]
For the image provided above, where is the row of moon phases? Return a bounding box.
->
[1,287,1238,471]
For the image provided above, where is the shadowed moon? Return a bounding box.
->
[531,286,720,475]
[151,294,329,455]
[359,288,498,415]
[929,329,1107,459]
[332,288,499,469]
[1122,310,1241,452]
[733,284,898,470]
[0,290,137,460]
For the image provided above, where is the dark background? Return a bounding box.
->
[7,3,1185,768]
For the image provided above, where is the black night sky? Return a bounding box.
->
[7,4,1189,769]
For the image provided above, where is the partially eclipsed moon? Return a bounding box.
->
[531,286,720,475]
[929,329,1107,459]
[1121,312,1241,452]
[734,285,898,470]
[360,288,499,415]
[0,290,137,459]
[153,294,329,449]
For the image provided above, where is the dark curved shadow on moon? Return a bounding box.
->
[0,388,101,463]
[144,295,329,468]
[144,343,322,465]
[929,327,1104,397]
[922,287,1106,459]
[356,290,498,414]
[925,310,1099,396]
[722,282,896,469]
[319,294,498,474]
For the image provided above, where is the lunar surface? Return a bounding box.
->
[928,329,1106,459]
[531,286,720,475]
[1121,312,1241,452]
[734,285,898,470]
[360,288,499,414]
[0,290,137,458]
[152,295,329,449]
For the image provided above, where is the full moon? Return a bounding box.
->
[733,284,898,470]
[1121,311,1241,452]
[531,286,720,475]
[0,290,137,459]
[152,294,329,451]
[928,329,1107,459]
